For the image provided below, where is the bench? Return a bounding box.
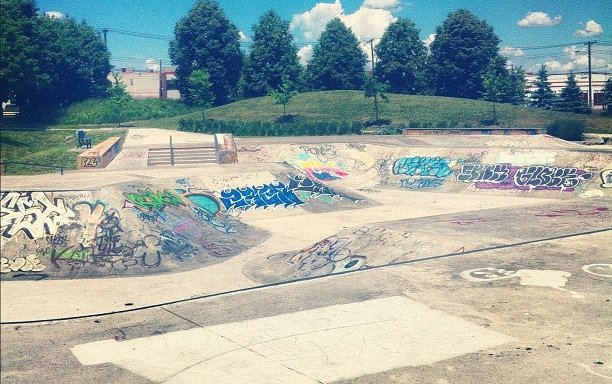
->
[76,130,93,148]
[77,136,123,169]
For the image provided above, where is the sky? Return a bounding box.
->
[36,0,611,74]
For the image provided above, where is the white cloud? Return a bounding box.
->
[44,11,65,19]
[575,20,603,37]
[362,0,402,10]
[145,58,160,71]
[290,1,344,41]
[238,31,250,42]
[517,12,562,27]
[342,6,397,41]
[544,60,574,72]
[290,1,397,66]
[423,33,436,48]
[297,45,314,66]
[500,47,525,57]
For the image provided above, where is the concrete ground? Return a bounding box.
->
[1,130,610,383]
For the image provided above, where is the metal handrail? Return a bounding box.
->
[0,161,64,175]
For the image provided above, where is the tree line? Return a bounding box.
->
[2,0,609,121]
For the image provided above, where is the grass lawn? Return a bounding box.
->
[0,128,127,175]
[136,91,612,133]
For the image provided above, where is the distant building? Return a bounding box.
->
[108,68,180,100]
[525,71,610,110]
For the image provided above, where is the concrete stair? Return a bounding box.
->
[147,146,217,166]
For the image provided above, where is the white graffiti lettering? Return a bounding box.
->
[1,192,75,245]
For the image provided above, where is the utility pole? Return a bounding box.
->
[584,40,596,108]
[102,28,108,46]
[159,59,163,99]
[368,38,376,73]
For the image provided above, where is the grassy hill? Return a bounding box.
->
[136,90,612,133]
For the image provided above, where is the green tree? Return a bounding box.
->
[240,11,301,98]
[429,9,500,99]
[269,76,298,117]
[108,73,134,126]
[0,0,110,119]
[187,70,215,119]
[503,65,526,105]
[363,73,388,122]
[530,64,556,109]
[306,18,367,91]
[169,0,243,105]
[481,57,506,124]
[603,78,612,115]
[557,71,589,114]
[375,18,427,94]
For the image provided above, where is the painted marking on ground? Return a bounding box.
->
[71,296,513,383]
[460,268,583,298]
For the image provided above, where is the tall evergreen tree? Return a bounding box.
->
[240,11,301,98]
[375,18,427,94]
[169,0,243,105]
[557,71,590,113]
[429,9,500,99]
[305,18,367,91]
[530,64,556,109]
[603,78,612,115]
[503,65,526,105]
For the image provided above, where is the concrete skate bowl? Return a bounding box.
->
[0,174,369,281]
[237,138,612,199]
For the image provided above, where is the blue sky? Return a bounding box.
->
[37,0,611,73]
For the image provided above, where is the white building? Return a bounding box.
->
[108,68,180,100]
[525,71,609,110]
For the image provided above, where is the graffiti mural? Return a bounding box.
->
[457,164,594,191]
[456,164,509,183]
[287,235,367,278]
[1,254,46,274]
[219,175,357,212]
[1,192,76,245]
[220,182,304,211]
[393,156,452,178]
[1,182,270,280]
[124,188,185,211]
[286,145,349,181]
[399,178,444,189]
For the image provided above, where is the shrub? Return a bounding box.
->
[545,119,585,141]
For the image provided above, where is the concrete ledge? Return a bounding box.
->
[215,133,238,164]
[77,136,123,169]
[402,127,545,136]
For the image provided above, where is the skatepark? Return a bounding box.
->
[1,129,611,383]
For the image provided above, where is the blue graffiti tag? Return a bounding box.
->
[392,156,452,178]
[220,182,304,211]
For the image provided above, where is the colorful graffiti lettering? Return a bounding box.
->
[457,164,509,183]
[299,144,337,160]
[1,192,75,244]
[461,164,595,191]
[514,166,593,189]
[220,182,304,211]
[392,156,452,178]
[124,188,185,211]
[294,154,348,181]
[399,178,444,189]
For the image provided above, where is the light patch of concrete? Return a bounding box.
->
[460,268,583,298]
[581,263,612,278]
[71,296,514,383]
